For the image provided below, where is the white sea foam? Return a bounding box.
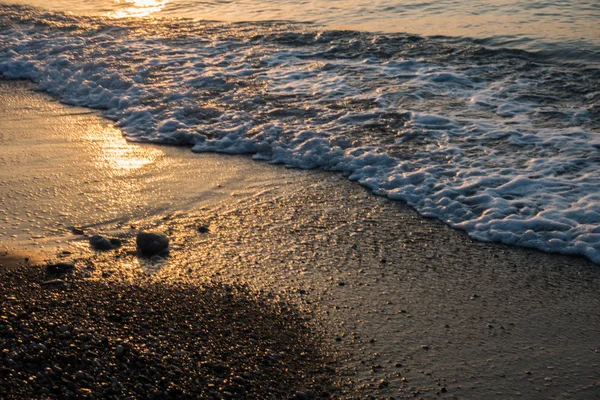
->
[1,6,599,262]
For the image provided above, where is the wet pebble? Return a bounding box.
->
[115,345,127,358]
[136,232,169,256]
[41,279,69,289]
[46,262,75,275]
[295,391,309,400]
[71,227,85,235]
[90,235,113,251]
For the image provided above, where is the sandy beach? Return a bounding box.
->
[1,80,600,399]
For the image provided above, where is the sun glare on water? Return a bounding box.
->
[85,123,163,176]
[110,0,168,18]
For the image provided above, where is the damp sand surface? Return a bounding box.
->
[0,80,315,252]
[1,81,600,398]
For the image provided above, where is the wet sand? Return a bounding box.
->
[1,80,600,399]
[0,80,314,253]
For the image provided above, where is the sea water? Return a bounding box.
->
[0,1,599,262]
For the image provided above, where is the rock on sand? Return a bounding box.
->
[136,232,170,256]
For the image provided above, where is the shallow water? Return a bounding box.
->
[0,3,599,263]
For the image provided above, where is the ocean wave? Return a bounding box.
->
[1,4,599,262]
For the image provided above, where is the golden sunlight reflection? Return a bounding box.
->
[110,0,168,18]
[85,123,163,175]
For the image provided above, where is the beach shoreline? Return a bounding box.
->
[1,80,600,398]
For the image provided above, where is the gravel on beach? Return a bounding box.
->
[0,261,339,399]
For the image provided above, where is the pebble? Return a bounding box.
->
[295,391,309,400]
[41,279,69,289]
[209,363,230,374]
[57,326,70,333]
[90,235,114,251]
[115,345,126,358]
[136,232,169,256]
[46,262,75,275]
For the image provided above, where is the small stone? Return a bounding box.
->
[90,235,113,251]
[378,379,389,388]
[41,279,69,289]
[197,225,210,233]
[109,238,122,248]
[209,363,229,374]
[115,345,127,358]
[136,232,169,256]
[421,345,430,350]
[232,376,247,385]
[71,227,85,235]
[295,391,309,400]
[46,262,75,275]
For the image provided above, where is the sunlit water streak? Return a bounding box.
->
[110,0,169,18]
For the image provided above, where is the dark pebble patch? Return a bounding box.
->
[0,267,339,399]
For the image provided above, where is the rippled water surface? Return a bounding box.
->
[0,2,599,263]
[4,0,600,57]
